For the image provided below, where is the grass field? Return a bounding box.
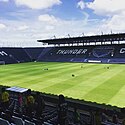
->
[0,62,125,107]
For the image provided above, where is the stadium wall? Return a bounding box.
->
[0,47,43,64]
[0,44,125,64]
[37,45,125,64]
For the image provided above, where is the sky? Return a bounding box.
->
[0,0,125,47]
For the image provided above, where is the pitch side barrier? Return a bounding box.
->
[2,85,121,112]
[30,91,123,123]
[1,85,123,124]
[44,93,118,108]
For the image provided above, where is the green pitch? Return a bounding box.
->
[0,62,125,107]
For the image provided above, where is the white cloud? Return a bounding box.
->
[0,12,92,46]
[101,11,125,32]
[84,0,125,34]
[38,14,58,24]
[86,0,125,16]
[14,0,62,9]
[45,25,54,30]
[77,0,85,10]
[0,23,6,30]
[3,11,125,47]
[18,25,29,31]
[0,0,9,2]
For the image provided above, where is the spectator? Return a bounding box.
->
[58,94,68,125]
[1,87,9,110]
[3,110,15,124]
[121,108,125,125]
[101,109,109,122]
[73,107,81,125]
[25,89,35,117]
[18,93,23,107]
[17,93,23,113]
[35,92,45,117]
[94,110,101,125]
[22,92,27,114]
[112,114,118,124]
[123,119,125,125]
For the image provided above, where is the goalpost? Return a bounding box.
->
[0,61,5,65]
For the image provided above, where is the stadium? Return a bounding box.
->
[0,33,125,125]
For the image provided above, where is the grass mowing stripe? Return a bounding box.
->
[0,62,81,87]
[28,63,99,87]
[106,70,125,107]
[0,62,70,72]
[0,62,81,82]
[1,62,125,107]
[22,67,98,91]
[0,63,112,92]
[10,63,100,91]
[0,62,79,75]
[7,63,86,87]
[82,65,125,104]
[0,62,42,70]
[108,85,125,107]
[62,64,122,99]
[40,64,107,94]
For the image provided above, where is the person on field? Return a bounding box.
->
[1,87,9,110]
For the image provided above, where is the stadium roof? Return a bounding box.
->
[37,33,125,45]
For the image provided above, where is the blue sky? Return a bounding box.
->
[0,0,124,46]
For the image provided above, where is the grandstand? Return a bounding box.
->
[0,33,125,64]
[0,33,125,125]
[0,33,124,64]
[37,33,125,64]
